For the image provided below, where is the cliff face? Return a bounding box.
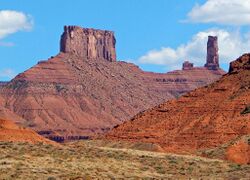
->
[0,26,225,141]
[60,26,116,62]
[205,36,219,70]
[107,54,250,164]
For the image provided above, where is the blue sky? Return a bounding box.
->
[0,0,250,81]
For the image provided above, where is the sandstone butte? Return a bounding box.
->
[0,117,56,145]
[0,26,225,141]
[106,54,250,164]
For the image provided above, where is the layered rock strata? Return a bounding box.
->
[60,26,116,62]
[107,54,250,160]
[0,26,225,141]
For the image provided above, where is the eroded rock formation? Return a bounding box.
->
[205,36,219,70]
[182,61,194,70]
[229,53,250,73]
[182,36,220,71]
[0,26,225,141]
[60,26,116,62]
[107,54,250,164]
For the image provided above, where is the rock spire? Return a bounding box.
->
[205,36,219,70]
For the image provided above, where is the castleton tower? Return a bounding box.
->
[205,36,219,70]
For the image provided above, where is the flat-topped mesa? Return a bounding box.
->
[60,26,116,62]
[205,36,219,70]
[182,61,194,70]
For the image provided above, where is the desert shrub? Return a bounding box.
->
[154,166,166,174]
[168,157,178,164]
[187,166,194,173]
[229,164,241,171]
[47,177,56,180]
[241,105,250,114]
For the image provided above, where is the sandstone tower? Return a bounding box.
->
[60,26,116,62]
[205,36,219,70]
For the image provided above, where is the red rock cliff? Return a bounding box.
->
[205,36,219,70]
[0,26,225,141]
[107,54,250,162]
[60,26,116,62]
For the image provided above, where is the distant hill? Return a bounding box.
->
[107,53,250,164]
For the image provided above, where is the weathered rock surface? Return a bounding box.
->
[226,137,250,165]
[205,36,219,70]
[182,61,194,70]
[0,118,56,145]
[229,54,250,73]
[0,82,7,86]
[0,26,225,141]
[107,54,250,163]
[60,26,116,62]
[0,53,224,140]
[0,107,28,126]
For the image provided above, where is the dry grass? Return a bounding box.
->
[197,135,250,160]
[0,140,249,179]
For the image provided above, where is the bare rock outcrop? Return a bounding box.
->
[182,36,221,71]
[182,61,194,70]
[107,53,250,164]
[205,36,219,70]
[226,137,250,165]
[229,53,250,73]
[60,26,116,62]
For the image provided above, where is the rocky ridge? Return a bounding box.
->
[107,53,250,164]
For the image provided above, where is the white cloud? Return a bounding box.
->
[0,10,33,39]
[138,29,250,70]
[186,0,250,25]
[0,69,16,79]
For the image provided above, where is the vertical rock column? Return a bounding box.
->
[205,36,219,70]
[60,26,116,62]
